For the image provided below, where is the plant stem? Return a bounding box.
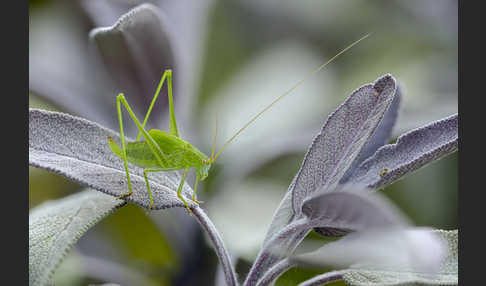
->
[243,219,309,286]
[297,270,345,286]
[255,258,295,286]
[192,206,238,286]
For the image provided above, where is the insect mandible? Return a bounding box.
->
[108,34,370,213]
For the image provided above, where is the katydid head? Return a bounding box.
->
[196,116,219,181]
[198,160,211,180]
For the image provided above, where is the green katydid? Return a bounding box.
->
[108,34,370,213]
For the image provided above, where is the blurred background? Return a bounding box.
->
[29,0,457,285]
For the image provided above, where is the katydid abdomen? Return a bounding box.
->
[109,130,209,170]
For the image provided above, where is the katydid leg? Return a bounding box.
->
[143,167,181,209]
[192,175,203,204]
[116,94,133,199]
[165,69,179,138]
[177,167,191,213]
[136,69,180,140]
[117,94,168,168]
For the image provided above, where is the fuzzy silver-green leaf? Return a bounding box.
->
[29,108,196,209]
[263,75,398,246]
[340,85,402,184]
[29,190,125,286]
[347,114,458,190]
[342,229,457,286]
[291,74,397,215]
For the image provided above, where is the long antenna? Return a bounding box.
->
[210,114,218,160]
[212,33,371,161]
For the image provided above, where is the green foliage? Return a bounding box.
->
[275,267,331,286]
[29,190,125,286]
[100,204,177,270]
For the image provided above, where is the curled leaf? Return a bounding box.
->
[89,3,176,129]
[29,108,196,209]
[302,189,409,237]
[347,113,458,190]
[292,228,446,275]
[29,190,125,286]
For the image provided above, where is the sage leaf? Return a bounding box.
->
[29,190,125,286]
[340,85,402,184]
[81,0,140,27]
[257,75,399,279]
[89,3,176,129]
[293,228,446,275]
[347,113,458,190]
[342,229,457,286]
[244,75,457,286]
[29,108,196,209]
[260,78,399,247]
[302,189,409,237]
[291,74,397,215]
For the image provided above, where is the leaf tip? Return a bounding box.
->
[373,74,396,94]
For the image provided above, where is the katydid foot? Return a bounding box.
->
[177,192,193,215]
[118,191,133,200]
[191,194,204,204]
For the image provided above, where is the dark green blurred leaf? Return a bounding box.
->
[383,152,458,228]
[99,204,178,271]
[29,167,81,209]
[197,1,253,111]
[275,266,345,286]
